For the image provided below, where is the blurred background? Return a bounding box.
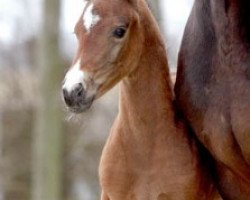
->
[0,0,194,199]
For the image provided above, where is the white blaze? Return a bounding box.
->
[63,59,84,92]
[83,3,101,32]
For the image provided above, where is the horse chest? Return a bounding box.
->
[100,163,162,199]
[100,164,195,200]
[99,136,199,200]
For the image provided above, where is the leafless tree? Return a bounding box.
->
[31,0,65,199]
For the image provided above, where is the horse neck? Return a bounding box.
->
[118,10,176,142]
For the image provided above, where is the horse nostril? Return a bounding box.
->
[63,88,74,107]
[75,83,84,97]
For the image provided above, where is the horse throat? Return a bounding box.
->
[119,32,175,142]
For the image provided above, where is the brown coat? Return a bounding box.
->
[175,0,250,199]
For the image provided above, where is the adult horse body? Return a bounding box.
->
[62,0,220,199]
[175,0,250,199]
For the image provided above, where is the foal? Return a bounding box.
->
[62,0,219,199]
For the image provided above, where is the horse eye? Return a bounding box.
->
[113,27,127,38]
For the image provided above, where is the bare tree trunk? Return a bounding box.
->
[0,112,4,200]
[31,0,65,200]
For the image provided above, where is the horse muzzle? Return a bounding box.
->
[62,83,94,113]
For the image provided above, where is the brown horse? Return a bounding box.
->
[175,0,250,199]
[62,0,220,199]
